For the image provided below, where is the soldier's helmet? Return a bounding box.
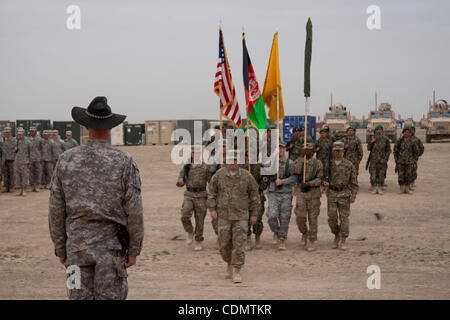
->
[332,141,345,151]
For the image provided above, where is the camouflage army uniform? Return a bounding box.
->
[326,159,358,241]
[410,135,424,185]
[367,135,391,187]
[288,136,314,161]
[207,167,260,270]
[314,137,332,178]
[179,163,211,243]
[14,139,31,189]
[49,139,144,300]
[394,137,419,186]
[63,138,79,151]
[41,137,53,186]
[208,160,222,236]
[29,135,43,186]
[293,157,324,242]
[343,136,363,176]
[1,136,17,190]
[51,138,64,164]
[245,163,268,239]
[266,158,297,241]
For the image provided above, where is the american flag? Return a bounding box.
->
[213,28,242,128]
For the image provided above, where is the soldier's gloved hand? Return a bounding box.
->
[125,256,137,268]
[275,179,283,186]
[250,216,257,225]
[371,138,376,144]
[210,210,218,219]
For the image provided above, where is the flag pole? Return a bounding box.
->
[303,99,308,183]
[303,18,312,184]
[243,28,250,171]
[276,86,280,179]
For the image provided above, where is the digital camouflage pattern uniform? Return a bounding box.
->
[326,157,358,242]
[367,135,391,187]
[41,135,53,186]
[245,163,268,239]
[63,138,79,151]
[293,156,323,243]
[1,135,16,190]
[394,137,419,187]
[51,137,64,165]
[314,136,332,178]
[343,136,363,176]
[179,163,211,242]
[29,135,43,186]
[49,139,144,300]
[266,158,297,241]
[410,134,424,185]
[14,138,31,189]
[207,167,260,269]
[287,135,314,161]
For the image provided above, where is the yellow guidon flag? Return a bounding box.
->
[262,32,284,122]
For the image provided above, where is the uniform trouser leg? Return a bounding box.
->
[181,196,207,241]
[211,217,218,235]
[66,248,128,300]
[218,219,247,269]
[398,163,414,185]
[412,162,418,183]
[369,163,377,186]
[267,193,292,241]
[248,193,264,237]
[29,161,42,185]
[4,160,14,189]
[379,163,387,186]
[295,194,320,241]
[267,192,280,235]
[327,196,350,239]
[14,163,28,189]
[42,161,53,185]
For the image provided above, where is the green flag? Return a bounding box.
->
[304,18,312,99]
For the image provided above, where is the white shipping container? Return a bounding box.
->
[111,123,124,146]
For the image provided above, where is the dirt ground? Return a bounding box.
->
[1,133,449,299]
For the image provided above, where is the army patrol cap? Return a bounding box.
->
[402,126,411,133]
[346,125,356,132]
[3,127,12,133]
[305,142,314,150]
[30,127,37,131]
[320,126,330,133]
[66,131,72,135]
[293,127,300,133]
[72,96,126,130]
[17,127,25,134]
[410,125,416,130]
[279,141,287,148]
[332,141,345,151]
[374,124,384,131]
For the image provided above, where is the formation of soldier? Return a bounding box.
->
[1,127,79,195]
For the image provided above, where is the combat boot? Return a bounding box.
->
[278,239,287,251]
[301,234,307,246]
[339,238,348,251]
[1,187,8,193]
[377,187,383,195]
[186,232,193,245]
[272,233,279,244]
[406,185,414,194]
[22,189,27,196]
[254,235,262,249]
[16,188,23,196]
[371,186,377,194]
[332,234,339,249]
[232,268,242,283]
[32,185,37,192]
[399,185,405,194]
[306,240,316,252]
[34,184,40,192]
[225,263,232,279]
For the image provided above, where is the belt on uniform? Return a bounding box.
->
[187,187,206,192]
[329,185,344,192]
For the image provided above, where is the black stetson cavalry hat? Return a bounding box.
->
[71,96,126,130]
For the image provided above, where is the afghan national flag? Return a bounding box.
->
[243,33,267,131]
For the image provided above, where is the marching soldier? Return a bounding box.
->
[14,128,31,196]
[49,96,144,300]
[1,127,16,193]
[287,125,314,161]
[367,125,391,195]
[314,126,331,178]
[293,143,323,251]
[265,141,298,251]
[176,146,211,251]
[63,131,79,151]
[323,141,358,251]
[207,150,260,283]
[343,126,363,178]
[28,127,43,192]
[394,127,419,194]
[41,130,53,188]
[409,125,424,190]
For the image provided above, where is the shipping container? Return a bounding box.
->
[0,121,16,137]
[283,115,317,142]
[111,123,124,146]
[15,120,51,137]
[145,121,160,145]
[53,121,81,142]
[159,120,176,145]
[124,124,145,145]
[176,120,210,145]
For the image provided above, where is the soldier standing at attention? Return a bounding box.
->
[266,141,298,251]
[41,130,53,189]
[14,128,31,196]
[63,131,79,151]
[314,126,331,178]
[1,127,16,193]
[176,146,211,251]
[292,143,323,251]
[343,126,363,178]
[286,127,301,161]
[50,130,64,166]
[49,96,144,300]
[394,127,419,194]
[367,125,391,195]
[323,141,358,251]
[287,125,314,161]
[29,127,43,192]
[207,151,260,283]
[409,125,424,190]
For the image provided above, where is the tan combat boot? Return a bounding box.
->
[16,188,23,196]
[406,185,414,194]
[332,234,339,249]
[225,263,232,279]
[339,238,348,251]
[371,186,377,194]
[278,239,287,251]
[186,232,193,245]
[194,241,202,251]
[306,240,316,252]
[22,189,27,196]
[232,268,242,283]
[272,233,279,244]
[32,185,37,192]
[35,184,40,192]
[399,185,405,194]
[377,187,383,195]
[254,235,262,249]
[301,234,307,247]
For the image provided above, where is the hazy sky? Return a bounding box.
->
[1,0,449,123]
